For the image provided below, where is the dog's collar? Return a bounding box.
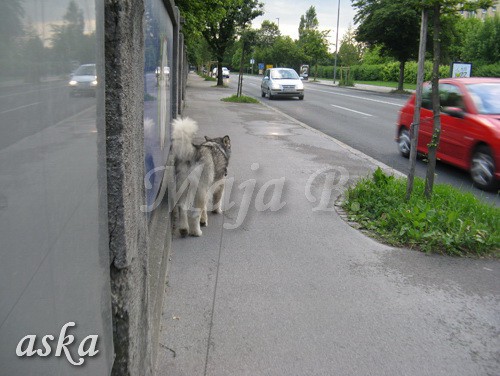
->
[203,142,229,160]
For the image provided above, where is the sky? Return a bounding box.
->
[252,0,357,52]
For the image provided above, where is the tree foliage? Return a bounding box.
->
[178,0,263,86]
[297,6,330,80]
[353,0,421,90]
[50,0,94,67]
[461,14,500,64]
[338,27,362,67]
[298,6,319,38]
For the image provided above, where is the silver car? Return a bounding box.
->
[261,68,304,100]
[69,64,97,97]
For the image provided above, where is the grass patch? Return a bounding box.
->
[342,168,500,257]
[221,94,259,103]
[199,74,216,81]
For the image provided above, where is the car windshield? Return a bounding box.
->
[466,83,500,114]
[74,65,96,76]
[270,69,299,79]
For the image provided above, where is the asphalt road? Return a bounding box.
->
[0,79,95,150]
[233,75,500,205]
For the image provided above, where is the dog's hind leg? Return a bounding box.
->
[211,183,225,214]
[188,208,202,236]
[178,206,189,238]
[200,207,208,227]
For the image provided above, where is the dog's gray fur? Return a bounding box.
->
[172,117,231,237]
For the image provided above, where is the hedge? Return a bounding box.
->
[315,62,500,83]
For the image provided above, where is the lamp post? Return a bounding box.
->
[276,17,280,29]
[333,0,340,85]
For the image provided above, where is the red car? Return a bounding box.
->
[396,77,500,191]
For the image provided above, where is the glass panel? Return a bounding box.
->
[144,0,174,213]
[0,0,113,374]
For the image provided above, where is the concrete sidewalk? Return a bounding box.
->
[155,73,499,376]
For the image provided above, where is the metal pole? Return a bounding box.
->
[333,0,340,85]
[276,17,280,29]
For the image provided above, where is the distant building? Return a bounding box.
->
[460,1,499,19]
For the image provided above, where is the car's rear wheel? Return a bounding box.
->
[470,145,497,191]
[299,95,304,100]
[398,127,411,158]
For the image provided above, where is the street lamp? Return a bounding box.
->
[276,17,280,29]
[333,0,340,85]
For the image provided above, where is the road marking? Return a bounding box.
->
[306,87,402,106]
[1,102,42,114]
[331,104,373,117]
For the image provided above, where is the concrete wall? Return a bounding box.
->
[104,0,180,374]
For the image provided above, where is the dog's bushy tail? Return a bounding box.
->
[172,117,198,161]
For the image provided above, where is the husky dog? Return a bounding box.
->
[172,117,231,237]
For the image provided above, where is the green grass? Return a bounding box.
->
[342,168,500,257]
[199,73,216,81]
[221,94,259,103]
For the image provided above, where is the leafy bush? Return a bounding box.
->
[342,168,500,257]
[316,61,500,83]
[351,64,385,81]
[473,63,500,77]
[315,66,334,79]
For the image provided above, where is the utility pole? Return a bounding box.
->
[333,0,340,85]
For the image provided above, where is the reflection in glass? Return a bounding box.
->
[0,0,112,374]
[144,0,174,212]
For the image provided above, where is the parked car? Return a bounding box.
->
[261,68,304,100]
[69,64,97,97]
[396,77,500,190]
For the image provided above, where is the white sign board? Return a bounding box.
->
[451,62,472,78]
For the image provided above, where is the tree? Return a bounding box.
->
[461,14,500,64]
[337,27,362,67]
[177,0,263,85]
[203,0,263,86]
[236,29,257,97]
[406,8,428,201]
[353,0,421,91]
[422,0,493,198]
[0,0,25,75]
[299,6,319,38]
[258,20,280,48]
[50,1,94,70]
[297,6,329,80]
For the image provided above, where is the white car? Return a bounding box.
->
[212,67,230,78]
[69,64,97,97]
[261,68,304,100]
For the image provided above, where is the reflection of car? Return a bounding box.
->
[69,64,97,96]
[396,77,500,190]
[212,67,230,78]
[155,66,170,81]
[261,68,304,100]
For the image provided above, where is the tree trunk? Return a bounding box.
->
[217,61,223,86]
[406,9,428,201]
[397,60,405,92]
[424,3,442,199]
[237,47,245,97]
